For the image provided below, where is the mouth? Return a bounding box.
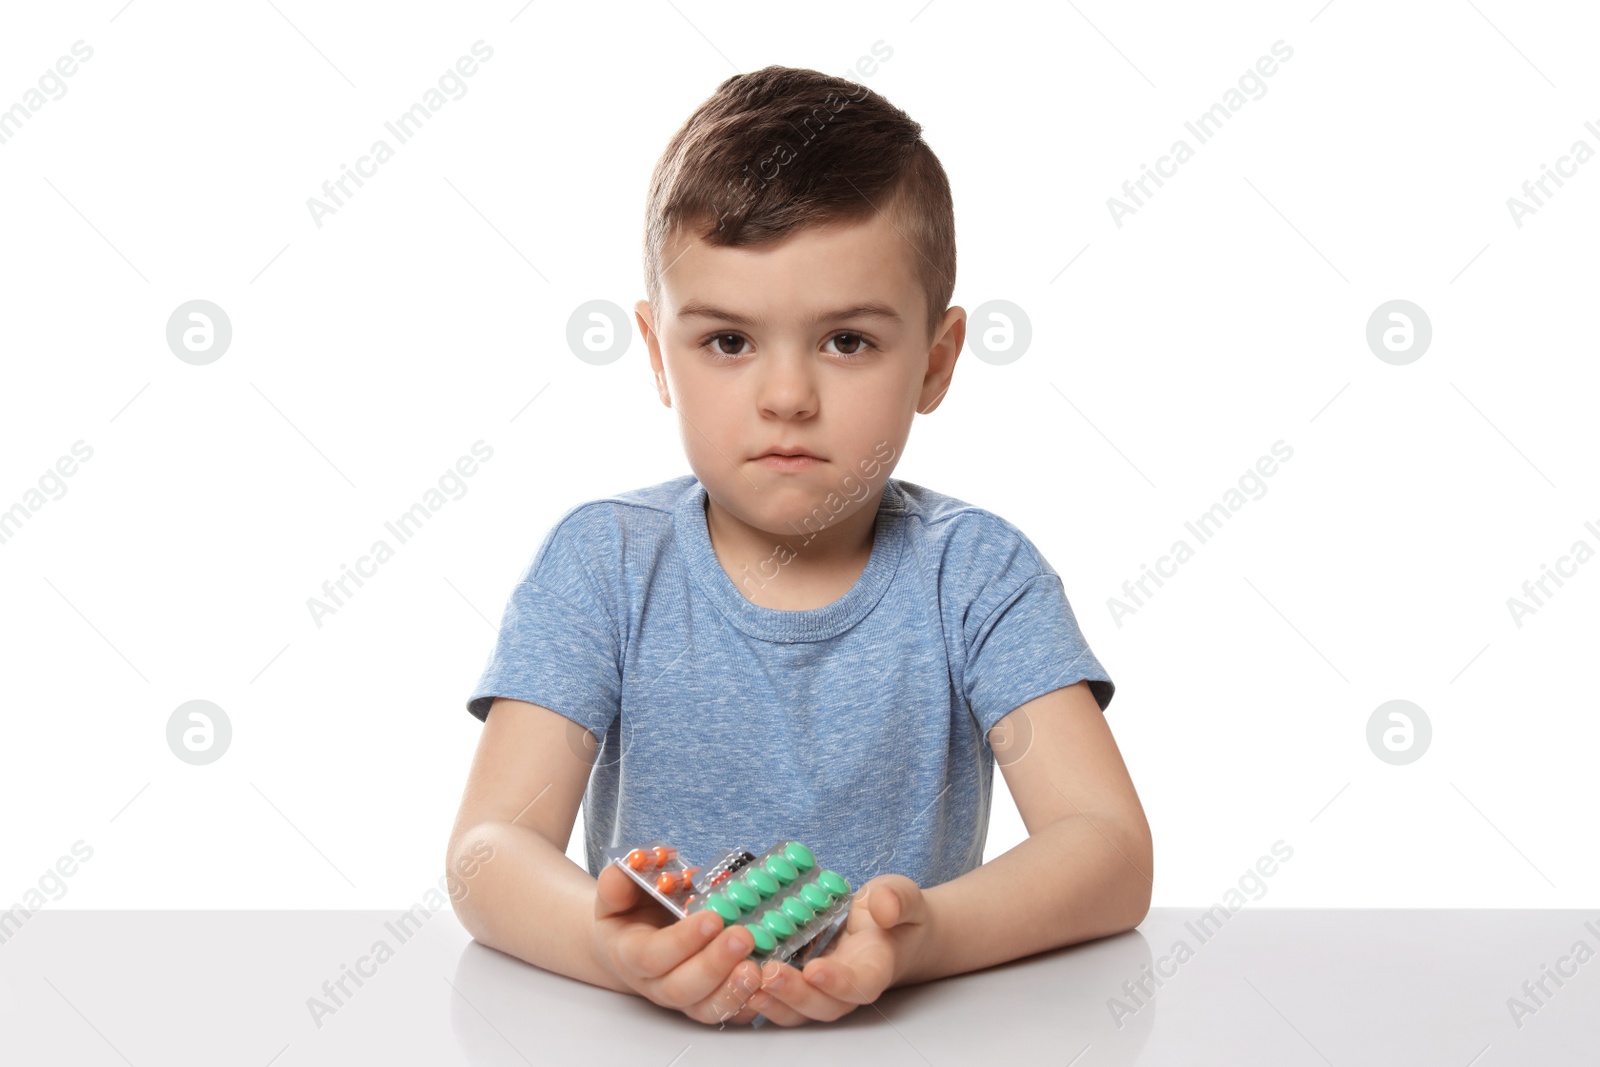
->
[752,447,824,470]
[755,447,822,459]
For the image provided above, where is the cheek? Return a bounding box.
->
[672,364,735,422]
[829,372,907,424]
[667,360,745,457]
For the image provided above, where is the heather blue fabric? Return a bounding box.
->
[466,474,1114,891]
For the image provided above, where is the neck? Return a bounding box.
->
[705,487,884,610]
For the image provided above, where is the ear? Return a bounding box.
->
[917,306,965,415]
[635,299,671,408]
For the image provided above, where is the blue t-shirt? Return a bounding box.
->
[466,474,1114,891]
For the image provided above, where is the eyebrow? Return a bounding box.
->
[675,300,903,327]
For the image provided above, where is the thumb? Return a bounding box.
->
[594,862,641,918]
[864,875,926,930]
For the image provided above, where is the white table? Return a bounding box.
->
[1,908,1594,1064]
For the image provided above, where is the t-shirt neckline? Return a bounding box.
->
[673,477,906,643]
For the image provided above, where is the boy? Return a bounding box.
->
[447,65,1151,1028]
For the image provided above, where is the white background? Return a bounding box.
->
[1,0,1595,910]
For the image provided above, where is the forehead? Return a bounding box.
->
[660,211,921,323]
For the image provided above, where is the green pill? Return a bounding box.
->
[744,869,779,898]
[704,894,739,924]
[784,841,816,872]
[725,881,759,912]
[744,922,776,954]
[781,896,815,924]
[799,882,831,909]
[817,870,851,898]
[762,910,795,939]
[765,855,798,884]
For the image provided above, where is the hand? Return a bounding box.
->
[591,862,764,1026]
[748,873,932,1026]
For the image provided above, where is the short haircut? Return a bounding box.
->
[643,65,956,341]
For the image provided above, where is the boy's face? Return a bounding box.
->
[636,210,964,541]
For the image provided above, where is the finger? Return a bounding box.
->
[802,953,890,1006]
[712,995,765,1028]
[648,923,761,1007]
[625,908,730,982]
[757,959,858,1022]
[685,958,764,1025]
[707,1001,764,1028]
[594,863,644,919]
[746,989,811,1027]
[865,876,926,930]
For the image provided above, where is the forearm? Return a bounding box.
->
[897,813,1152,986]
[447,820,630,993]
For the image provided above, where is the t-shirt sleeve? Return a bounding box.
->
[961,523,1114,738]
[465,505,623,738]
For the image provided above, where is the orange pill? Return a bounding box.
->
[656,872,681,894]
[653,846,676,866]
[625,849,649,871]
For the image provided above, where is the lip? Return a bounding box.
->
[753,453,824,471]
[753,445,823,460]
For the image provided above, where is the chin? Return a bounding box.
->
[711,488,819,538]
[776,495,871,540]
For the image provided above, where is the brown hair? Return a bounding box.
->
[643,66,956,341]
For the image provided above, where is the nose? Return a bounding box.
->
[756,348,819,421]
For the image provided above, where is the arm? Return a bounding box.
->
[895,680,1153,987]
[445,697,632,993]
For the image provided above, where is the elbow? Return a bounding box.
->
[1119,822,1154,930]
[444,822,500,934]
[1098,814,1152,933]
[1120,877,1152,932]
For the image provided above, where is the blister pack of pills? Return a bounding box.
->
[602,839,853,968]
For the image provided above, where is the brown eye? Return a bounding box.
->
[710,333,745,356]
[826,332,873,358]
